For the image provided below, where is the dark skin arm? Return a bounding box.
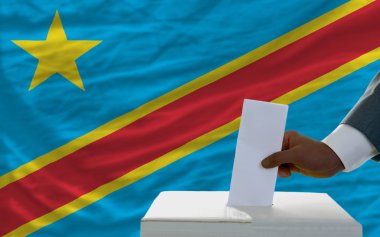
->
[261,131,345,178]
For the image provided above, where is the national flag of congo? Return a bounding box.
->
[1,0,380,236]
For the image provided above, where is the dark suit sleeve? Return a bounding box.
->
[342,72,380,162]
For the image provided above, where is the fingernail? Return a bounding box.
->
[261,159,269,168]
[278,169,290,178]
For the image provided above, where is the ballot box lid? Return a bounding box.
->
[142,191,360,225]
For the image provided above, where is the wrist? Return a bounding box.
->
[321,142,345,175]
[323,124,378,172]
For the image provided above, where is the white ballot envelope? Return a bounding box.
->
[227,99,288,207]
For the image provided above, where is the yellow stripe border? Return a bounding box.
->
[0,0,374,190]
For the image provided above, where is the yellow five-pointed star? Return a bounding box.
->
[12,11,101,91]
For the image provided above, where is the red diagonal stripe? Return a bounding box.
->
[2,2,380,234]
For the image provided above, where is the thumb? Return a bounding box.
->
[261,150,297,168]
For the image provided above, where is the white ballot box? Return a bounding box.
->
[141,191,362,237]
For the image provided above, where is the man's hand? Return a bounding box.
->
[261,131,345,178]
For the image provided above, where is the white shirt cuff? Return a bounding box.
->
[322,124,379,172]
